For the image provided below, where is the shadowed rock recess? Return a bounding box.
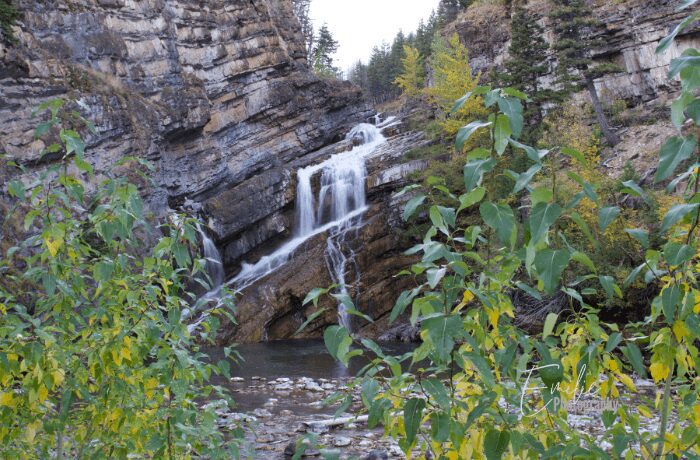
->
[0,0,432,342]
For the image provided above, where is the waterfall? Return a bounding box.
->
[183,225,225,331]
[200,226,225,292]
[230,123,387,329]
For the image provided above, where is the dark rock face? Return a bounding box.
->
[0,0,372,268]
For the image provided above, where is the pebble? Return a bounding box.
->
[252,408,272,418]
[229,377,245,382]
[334,436,352,447]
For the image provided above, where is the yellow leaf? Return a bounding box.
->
[38,385,48,403]
[487,308,499,330]
[52,369,65,386]
[44,237,62,257]
[650,362,671,383]
[120,346,131,362]
[112,349,123,366]
[0,392,16,408]
[616,373,636,391]
[638,405,652,418]
[25,421,41,443]
[672,321,690,342]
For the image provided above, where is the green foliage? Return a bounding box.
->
[311,24,340,77]
[549,0,620,146]
[0,0,19,43]
[314,5,700,457]
[0,100,239,458]
[498,6,551,143]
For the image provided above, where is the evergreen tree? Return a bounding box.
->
[292,0,314,56]
[550,0,620,146]
[0,0,19,43]
[310,24,340,77]
[437,0,471,25]
[395,45,424,99]
[348,60,369,91]
[415,11,439,59]
[367,43,392,103]
[500,6,550,142]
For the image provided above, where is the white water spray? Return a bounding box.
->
[230,122,388,329]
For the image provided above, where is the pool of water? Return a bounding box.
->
[206,339,415,413]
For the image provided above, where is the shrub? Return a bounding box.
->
[0,100,240,458]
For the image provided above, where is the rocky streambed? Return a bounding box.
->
[205,341,671,459]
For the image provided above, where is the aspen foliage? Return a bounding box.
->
[426,33,487,141]
[394,45,424,100]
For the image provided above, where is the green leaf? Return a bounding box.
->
[464,351,496,386]
[458,187,486,213]
[480,202,516,248]
[543,313,558,339]
[294,308,328,335]
[621,342,647,378]
[605,332,623,353]
[497,96,524,138]
[34,122,52,139]
[484,429,511,460]
[303,287,328,306]
[661,203,699,233]
[426,267,447,289]
[7,179,25,198]
[390,288,419,323]
[455,121,492,151]
[494,114,512,155]
[423,315,462,362]
[430,412,450,442]
[620,180,650,205]
[324,326,353,366]
[403,194,426,221]
[598,206,621,232]
[655,135,697,183]
[422,379,451,410]
[528,202,561,244]
[599,276,620,300]
[451,92,473,113]
[656,12,700,53]
[534,249,571,295]
[624,263,646,288]
[664,242,694,266]
[625,228,649,248]
[571,251,596,273]
[662,284,681,322]
[403,398,426,448]
[513,163,542,193]
[463,158,496,192]
[688,99,700,124]
[669,53,700,80]
[561,147,586,165]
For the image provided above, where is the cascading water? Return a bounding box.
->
[183,225,225,331]
[200,226,225,293]
[230,122,389,330]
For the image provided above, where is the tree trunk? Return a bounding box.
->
[586,77,620,147]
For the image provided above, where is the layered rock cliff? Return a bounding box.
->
[0,0,371,273]
[448,0,700,106]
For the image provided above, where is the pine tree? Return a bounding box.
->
[291,0,314,56]
[500,6,550,142]
[348,60,369,91]
[0,0,19,43]
[550,0,620,146]
[395,45,424,99]
[310,24,340,78]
